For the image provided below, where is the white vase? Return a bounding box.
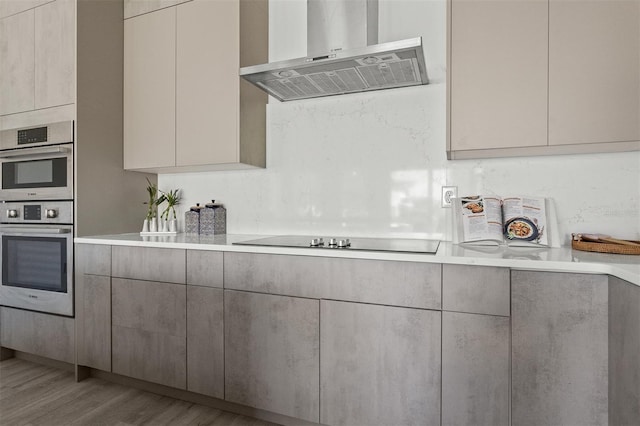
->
[150,217,158,232]
[161,219,169,232]
[141,219,149,233]
[168,219,177,233]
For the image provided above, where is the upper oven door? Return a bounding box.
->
[0,144,73,200]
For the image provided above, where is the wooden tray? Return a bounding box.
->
[572,239,640,255]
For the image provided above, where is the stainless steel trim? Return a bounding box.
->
[0,145,71,159]
[0,121,74,150]
[0,227,71,234]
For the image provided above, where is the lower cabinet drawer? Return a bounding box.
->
[0,306,75,364]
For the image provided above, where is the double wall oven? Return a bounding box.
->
[0,121,74,316]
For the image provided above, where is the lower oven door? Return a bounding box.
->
[0,225,73,316]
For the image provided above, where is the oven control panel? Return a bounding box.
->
[1,201,72,224]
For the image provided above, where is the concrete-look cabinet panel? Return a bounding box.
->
[112,246,185,284]
[76,243,111,276]
[0,307,74,364]
[512,271,609,425]
[186,250,223,288]
[186,285,223,399]
[608,276,640,424]
[224,252,441,309]
[0,10,35,115]
[442,264,510,316]
[442,311,510,426]
[225,290,320,422]
[34,0,75,109]
[76,274,111,371]
[320,300,441,426]
[111,278,186,389]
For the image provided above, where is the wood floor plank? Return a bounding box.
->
[0,359,280,426]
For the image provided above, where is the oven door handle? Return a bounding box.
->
[0,145,70,159]
[0,226,71,234]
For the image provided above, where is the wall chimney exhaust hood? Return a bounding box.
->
[240,0,429,102]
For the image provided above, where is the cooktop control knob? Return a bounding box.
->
[7,209,19,218]
[328,238,338,246]
[337,238,351,248]
[46,209,58,219]
[310,238,324,247]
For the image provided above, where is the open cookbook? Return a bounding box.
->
[452,195,559,247]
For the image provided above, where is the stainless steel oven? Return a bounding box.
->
[0,201,74,316]
[0,121,73,201]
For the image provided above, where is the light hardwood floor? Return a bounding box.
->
[0,358,279,426]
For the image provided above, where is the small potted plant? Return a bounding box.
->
[142,178,164,232]
[160,188,181,232]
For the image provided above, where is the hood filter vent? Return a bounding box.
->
[240,0,428,102]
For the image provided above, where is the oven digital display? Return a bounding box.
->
[17,126,48,145]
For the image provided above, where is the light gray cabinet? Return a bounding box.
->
[512,271,609,425]
[0,0,74,116]
[123,6,176,170]
[124,0,191,19]
[0,306,74,363]
[112,246,185,284]
[447,0,640,159]
[320,300,441,426]
[186,250,223,287]
[111,277,187,389]
[224,252,441,309]
[0,9,35,115]
[123,0,267,173]
[186,285,223,398]
[442,311,510,426]
[442,264,510,316]
[608,276,640,424]
[75,243,112,371]
[34,0,75,109]
[224,290,320,422]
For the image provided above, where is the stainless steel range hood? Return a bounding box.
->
[240,0,429,102]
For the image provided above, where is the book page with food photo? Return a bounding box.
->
[452,194,559,247]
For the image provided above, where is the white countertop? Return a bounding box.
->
[75,233,640,286]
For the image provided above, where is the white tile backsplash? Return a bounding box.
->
[159,0,640,244]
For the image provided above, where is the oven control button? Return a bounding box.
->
[7,209,19,218]
[337,238,351,248]
[310,238,324,247]
[45,209,58,218]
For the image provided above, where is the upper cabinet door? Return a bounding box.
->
[449,0,548,151]
[549,0,640,145]
[34,0,75,109]
[124,0,191,19]
[0,0,52,19]
[176,0,239,167]
[0,10,35,115]
[124,7,176,170]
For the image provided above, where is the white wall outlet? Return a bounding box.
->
[441,186,458,208]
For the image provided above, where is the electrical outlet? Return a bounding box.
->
[441,186,457,208]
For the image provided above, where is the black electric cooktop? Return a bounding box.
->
[233,235,440,254]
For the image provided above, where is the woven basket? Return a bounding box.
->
[572,238,640,255]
